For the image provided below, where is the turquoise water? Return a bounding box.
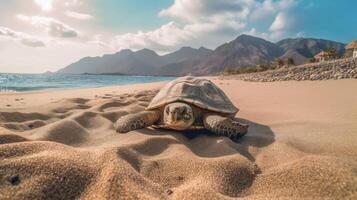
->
[0,73,176,92]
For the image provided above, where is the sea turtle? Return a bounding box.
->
[116,76,248,140]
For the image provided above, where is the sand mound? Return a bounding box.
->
[0,80,356,199]
[30,119,90,145]
[249,155,357,199]
[0,129,28,144]
[0,141,96,200]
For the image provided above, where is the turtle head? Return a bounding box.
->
[163,102,194,130]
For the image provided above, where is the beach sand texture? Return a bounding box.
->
[0,79,356,199]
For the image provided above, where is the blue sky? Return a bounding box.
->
[297,0,357,43]
[0,0,356,73]
[89,0,173,32]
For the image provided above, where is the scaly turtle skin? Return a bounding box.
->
[116,76,248,140]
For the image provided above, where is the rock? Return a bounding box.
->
[9,175,20,185]
[165,189,173,195]
[233,58,357,82]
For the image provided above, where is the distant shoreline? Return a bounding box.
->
[80,72,178,77]
[0,72,178,77]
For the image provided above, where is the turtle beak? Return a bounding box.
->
[164,106,173,124]
[168,115,174,124]
[168,111,176,124]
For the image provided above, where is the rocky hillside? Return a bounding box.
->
[224,58,357,82]
[57,47,212,75]
[161,46,212,64]
[57,34,346,76]
[277,38,346,65]
[195,34,283,75]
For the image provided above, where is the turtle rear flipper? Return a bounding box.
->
[116,110,160,133]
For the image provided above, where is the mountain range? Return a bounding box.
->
[57,34,346,76]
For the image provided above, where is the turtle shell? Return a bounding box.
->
[147,76,238,114]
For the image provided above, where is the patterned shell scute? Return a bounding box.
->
[147,76,238,114]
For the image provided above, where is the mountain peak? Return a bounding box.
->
[179,46,195,51]
[120,49,133,53]
[198,46,212,51]
[135,48,159,57]
[175,47,198,54]
[115,49,133,56]
[176,46,212,54]
[237,34,250,38]
[233,34,271,44]
[136,48,157,53]
[236,34,258,40]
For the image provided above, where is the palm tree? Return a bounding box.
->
[326,47,337,59]
[276,58,284,67]
[309,58,317,63]
[287,57,295,66]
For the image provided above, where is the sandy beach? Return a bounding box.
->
[0,78,356,199]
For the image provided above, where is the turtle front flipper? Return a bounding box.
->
[116,110,160,133]
[203,115,248,140]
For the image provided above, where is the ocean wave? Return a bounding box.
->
[0,86,61,92]
[0,73,175,92]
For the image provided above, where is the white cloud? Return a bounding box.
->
[21,38,46,47]
[65,10,93,20]
[247,0,298,41]
[34,0,54,11]
[17,15,79,38]
[65,0,83,7]
[0,26,45,47]
[113,22,189,52]
[269,11,296,39]
[269,12,288,31]
[111,0,254,52]
[87,40,110,48]
[111,0,299,51]
[296,31,305,37]
[87,35,111,48]
[242,28,269,40]
[250,0,277,21]
[111,17,248,53]
[250,0,297,25]
[0,39,113,73]
[159,0,254,23]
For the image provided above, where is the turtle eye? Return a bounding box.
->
[183,114,191,121]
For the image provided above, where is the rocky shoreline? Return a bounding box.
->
[222,58,357,82]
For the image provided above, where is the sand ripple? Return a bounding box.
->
[0,87,356,199]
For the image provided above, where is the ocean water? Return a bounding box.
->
[0,73,176,92]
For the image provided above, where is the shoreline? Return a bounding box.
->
[1,75,354,94]
[0,81,168,95]
[1,78,355,109]
[0,81,168,109]
[0,73,176,94]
